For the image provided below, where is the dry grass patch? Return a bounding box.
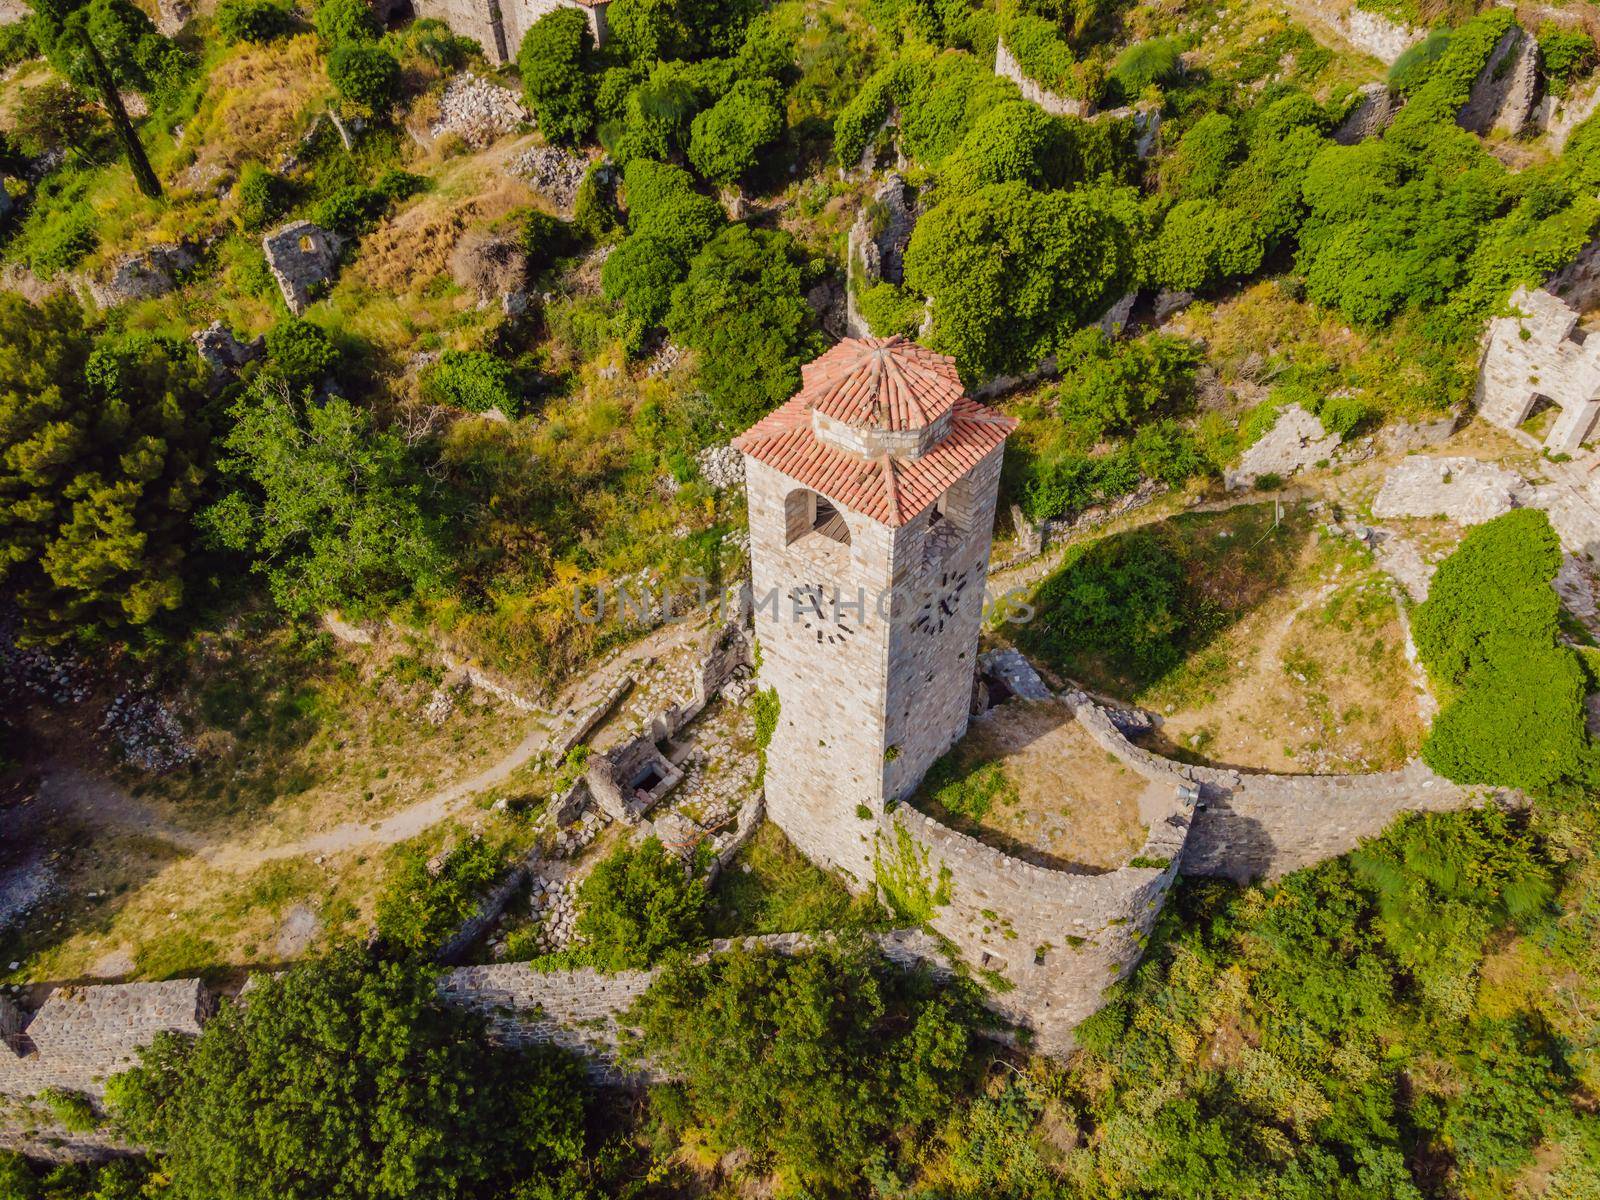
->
[353,171,536,295]
[175,35,333,182]
[1150,529,1424,773]
[911,700,1149,872]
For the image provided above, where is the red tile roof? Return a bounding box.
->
[797,336,965,431]
[733,373,1016,528]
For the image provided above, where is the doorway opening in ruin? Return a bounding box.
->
[1520,394,1560,441]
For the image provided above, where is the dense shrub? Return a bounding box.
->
[375,837,509,953]
[574,836,707,969]
[939,100,1076,196]
[1108,35,1183,101]
[520,207,576,272]
[904,180,1137,382]
[214,0,295,45]
[263,318,339,391]
[665,224,823,428]
[107,945,586,1199]
[201,383,445,619]
[420,349,520,415]
[1539,22,1596,97]
[310,171,424,236]
[687,78,783,183]
[1046,328,1202,444]
[631,941,981,1190]
[621,158,724,256]
[233,162,292,230]
[1001,13,1094,102]
[601,234,687,346]
[517,8,596,146]
[1296,134,1507,326]
[855,281,924,337]
[1389,9,1514,130]
[327,41,401,113]
[311,0,378,45]
[1020,527,1192,680]
[1388,25,1453,91]
[1413,509,1594,793]
[0,19,39,71]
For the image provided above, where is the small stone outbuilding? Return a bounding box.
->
[262,221,342,316]
[1477,287,1600,452]
[585,734,682,824]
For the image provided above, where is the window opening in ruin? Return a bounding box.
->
[812,496,850,544]
[299,235,315,253]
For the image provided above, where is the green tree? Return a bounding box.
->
[262,318,339,392]
[665,224,822,428]
[574,836,707,969]
[328,41,401,114]
[600,233,687,348]
[106,945,586,1200]
[200,383,445,619]
[687,78,783,183]
[0,296,209,644]
[311,0,379,45]
[939,100,1076,197]
[1413,509,1594,793]
[517,9,596,146]
[630,941,979,1190]
[904,180,1137,382]
[214,0,295,45]
[620,158,724,256]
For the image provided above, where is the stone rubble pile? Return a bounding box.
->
[527,877,581,953]
[0,628,89,707]
[551,810,604,858]
[190,321,264,379]
[644,342,683,378]
[98,695,195,773]
[428,74,529,148]
[87,242,199,309]
[506,146,589,212]
[695,444,744,489]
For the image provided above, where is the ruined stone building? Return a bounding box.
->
[1478,286,1600,452]
[403,0,609,65]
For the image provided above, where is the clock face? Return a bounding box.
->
[794,583,857,645]
[911,568,970,636]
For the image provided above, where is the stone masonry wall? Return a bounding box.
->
[745,456,897,883]
[994,37,1090,117]
[412,0,609,64]
[1182,759,1501,882]
[1334,5,1424,64]
[1477,286,1600,452]
[881,448,1005,806]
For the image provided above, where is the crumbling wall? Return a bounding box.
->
[883,792,1189,1054]
[1476,286,1600,452]
[414,0,610,65]
[1457,23,1542,138]
[994,36,1090,117]
[261,221,342,316]
[0,980,211,1101]
[1334,5,1424,64]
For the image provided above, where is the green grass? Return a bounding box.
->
[707,823,886,938]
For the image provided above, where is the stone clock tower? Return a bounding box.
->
[732,336,1015,879]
